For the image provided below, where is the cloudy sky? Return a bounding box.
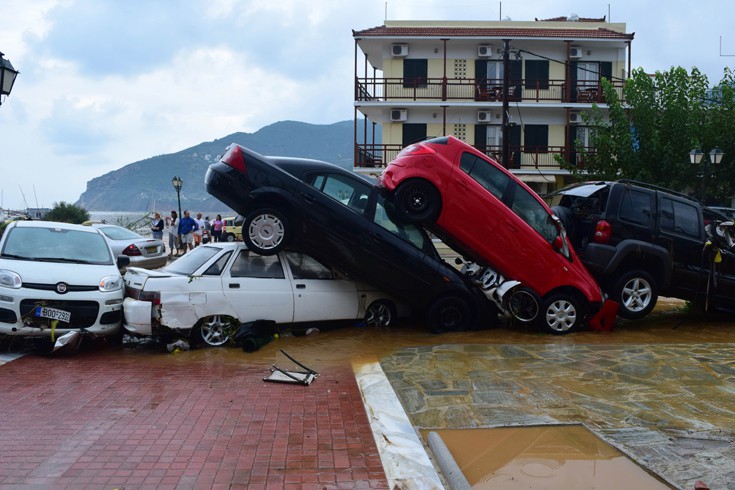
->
[0,0,733,210]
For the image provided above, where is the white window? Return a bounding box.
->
[577,62,599,89]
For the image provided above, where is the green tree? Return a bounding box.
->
[44,202,91,224]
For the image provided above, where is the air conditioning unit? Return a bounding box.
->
[569,111,581,124]
[477,110,494,123]
[570,47,583,59]
[390,109,408,122]
[477,45,494,57]
[391,43,409,57]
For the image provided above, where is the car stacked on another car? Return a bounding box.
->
[545,179,735,319]
[0,220,129,349]
[376,135,608,334]
[204,143,495,333]
[123,243,410,346]
[86,223,168,271]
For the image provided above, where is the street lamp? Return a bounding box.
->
[0,52,19,105]
[690,147,724,202]
[172,176,183,253]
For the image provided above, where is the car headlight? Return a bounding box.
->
[99,275,123,292]
[0,269,21,289]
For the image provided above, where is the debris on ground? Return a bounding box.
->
[264,349,319,386]
[166,339,190,353]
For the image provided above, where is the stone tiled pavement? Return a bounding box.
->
[380,341,735,490]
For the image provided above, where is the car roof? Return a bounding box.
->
[546,181,610,198]
[8,220,101,233]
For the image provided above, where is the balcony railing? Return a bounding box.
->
[355,77,623,104]
[355,143,594,170]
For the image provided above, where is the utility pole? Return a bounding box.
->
[501,39,511,168]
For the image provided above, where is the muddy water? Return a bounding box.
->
[425,425,672,489]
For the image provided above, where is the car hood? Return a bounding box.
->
[0,259,120,285]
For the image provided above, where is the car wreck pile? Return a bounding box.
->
[21,137,735,351]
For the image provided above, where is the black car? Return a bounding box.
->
[204,144,495,332]
[546,179,735,319]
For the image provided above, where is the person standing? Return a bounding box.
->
[193,212,205,247]
[167,211,178,257]
[178,210,199,254]
[211,214,223,242]
[150,212,164,240]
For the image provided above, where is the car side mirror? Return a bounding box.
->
[117,256,131,269]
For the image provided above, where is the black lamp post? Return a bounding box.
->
[172,176,183,252]
[690,147,724,202]
[0,52,19,105]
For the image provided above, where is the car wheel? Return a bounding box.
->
[427,295,472,333]
[394,180,441,224]
[194,315,235,347]
[224,233,235,242]
[539,294,584,334]
[612,270,658,319]
[243,208,291,255]
[507,286,541,323]
[364,300,396,327]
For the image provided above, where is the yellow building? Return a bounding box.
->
[352,15,634,194]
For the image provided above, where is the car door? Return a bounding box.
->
[283,251,359,322]
[222,249,295,323]
[356,193,442,300]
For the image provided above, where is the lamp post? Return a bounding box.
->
[690,147,724,202]
[172,176,183,253]
[0,52,19,105]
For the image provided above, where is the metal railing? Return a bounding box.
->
[355,77,623,104]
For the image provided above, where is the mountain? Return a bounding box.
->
[77,120,378,212]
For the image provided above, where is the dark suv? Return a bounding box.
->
[545,180,735,319]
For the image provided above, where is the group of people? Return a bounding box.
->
[150,211,227,258]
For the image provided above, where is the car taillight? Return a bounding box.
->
[123,244,142,256]
[593,220,611,244]
[138,290,161,305]
[222,144,247,174]
[400,143,436,156]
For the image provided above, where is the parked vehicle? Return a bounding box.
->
[85,223,168,271]
[376,135,606,333]
[123,243,410,345]
[545,179,735,319]
[204,143,494,332]
[221,216,244,242]
[0,220,128,347]
[708,206,735,220]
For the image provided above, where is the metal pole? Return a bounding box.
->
[501,39,511,168]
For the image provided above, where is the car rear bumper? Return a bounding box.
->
[122,297,153,336]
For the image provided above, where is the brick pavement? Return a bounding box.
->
[0,346,388,489]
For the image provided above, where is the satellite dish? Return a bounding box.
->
[502,16,512,21]
[568,13,579,21]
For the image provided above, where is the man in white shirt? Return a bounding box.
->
[193,212,205,247]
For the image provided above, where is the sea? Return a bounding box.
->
[88,211,232,236]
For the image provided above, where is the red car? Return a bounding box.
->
[377,136,612,333]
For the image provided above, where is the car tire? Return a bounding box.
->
[193,315,235,347]
[243,208,291,255]
[539,293,584,334]
[224,232,235,242]
[612,269,658,319]
[364,300,396,327]
[507,286,541,323]
[394,180,441,224]
[427,295,472,333]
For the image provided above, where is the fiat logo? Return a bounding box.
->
[56,282,69,294]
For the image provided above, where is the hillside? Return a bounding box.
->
[76,120,377,212]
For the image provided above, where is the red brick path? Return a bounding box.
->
[0,347,388,489]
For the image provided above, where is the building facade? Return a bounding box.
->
[352,15,634,194]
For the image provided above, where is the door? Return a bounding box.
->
[223,250,294,323]
[284,251,359,322]
[658,196,706,298]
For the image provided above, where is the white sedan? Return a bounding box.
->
[122,243,408,346]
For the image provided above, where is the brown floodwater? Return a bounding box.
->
[424,425,672,489]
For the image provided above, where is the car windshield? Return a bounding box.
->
[97,225,142,240]
[375,196,436,254]
[1,226,114,264]
[163,246,223,275]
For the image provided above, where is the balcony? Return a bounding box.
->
[354,77,623,104]
[355,143,594,170]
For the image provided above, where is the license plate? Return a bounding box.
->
[35,306,71,323]
[145,246,158,253]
